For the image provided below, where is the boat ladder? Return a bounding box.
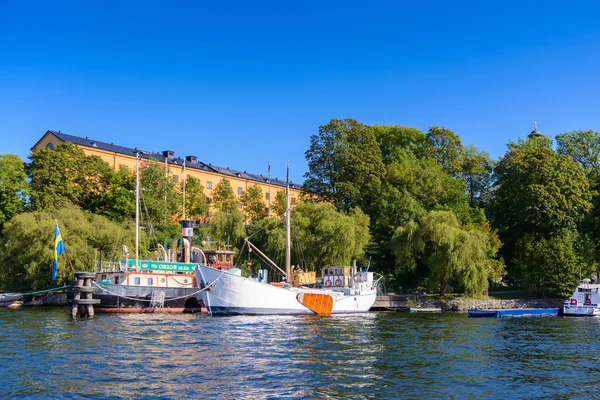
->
[150,291,166,309]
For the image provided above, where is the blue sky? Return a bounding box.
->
[2,1,600,182]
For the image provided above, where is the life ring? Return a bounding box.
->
[585,299,592,306]
[334,279,342,287]
[570,298,578,306]
[325,280,332,287]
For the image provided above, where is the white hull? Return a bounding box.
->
[195,265,377,315]
[563,305,600,316]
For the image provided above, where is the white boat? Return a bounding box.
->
[194,163,382,316]
[195,265,379,315]
[563,279,600,316]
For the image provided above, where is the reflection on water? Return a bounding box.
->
[2,308,600,399]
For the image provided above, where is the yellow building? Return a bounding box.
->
[32,130,302,222]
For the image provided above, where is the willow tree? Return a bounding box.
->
[0,204,137,291]
[391,210,500,296]
[210,178,245,245]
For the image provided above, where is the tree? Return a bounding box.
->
[291,202,371,270]
[303,118,384,212]
[101,167,135,222]
[139,160,180,231]
[0,204,137,291]
[489,145,592,290]
[182,176,208,221]
[212,178,237,213]
[556,129,600,173]
[0,154,29,227]
[28,142,114,212]
[272,191,287,217]
[460,146,495,205]
[240,184,266,222]
[373,125,427,164]
[210,210,245,246]
[391,210,498,295]
[425,126,464,178]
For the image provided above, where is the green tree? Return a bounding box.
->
[182,176,208,220]
[0,154,29,227]
[303,118,384,212]
[101,167,135,222]
[291,202,370,270]
[272,190,287,217]
[489,145,592,291]
[210,210,245,246]
[556,129,600,172]
[0,204,137,291]
[391,210,497,295]
[240,184,266,222]
[139,160,180,231]
[373,125,427,164]
[212,178,237,213]
[425,126,464,178]
[28,142,114,212]
[460,146,495,205]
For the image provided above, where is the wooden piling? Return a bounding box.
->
[71,272,100,318]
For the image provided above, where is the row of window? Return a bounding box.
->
[132,277,189,285]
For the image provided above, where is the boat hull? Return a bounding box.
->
[195,265,377,316]
[562,305,600,316]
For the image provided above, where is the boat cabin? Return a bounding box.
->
[203,249,235,271]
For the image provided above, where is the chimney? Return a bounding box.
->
[185,155,198,164]
[162,150,175,160]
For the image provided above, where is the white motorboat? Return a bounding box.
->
[563,279,600,316]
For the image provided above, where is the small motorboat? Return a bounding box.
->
[563,279,600,316]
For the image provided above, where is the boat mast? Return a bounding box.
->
[135,152,140,271]
[285,161,291,281]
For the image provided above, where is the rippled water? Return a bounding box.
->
[1,308,600,399]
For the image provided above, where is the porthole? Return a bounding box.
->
[161,278,165,283]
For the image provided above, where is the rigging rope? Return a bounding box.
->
[20,285,70,296]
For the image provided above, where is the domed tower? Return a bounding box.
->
[528,121,544,139]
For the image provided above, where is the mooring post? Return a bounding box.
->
[71,272,100,318]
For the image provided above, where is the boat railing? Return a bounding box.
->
[95,261,122,273]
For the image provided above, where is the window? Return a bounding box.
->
[119,165,128,171]
[226,255,231,262]
[46,143,54,149]
[206,181,213,189]
[237,203,242,209]
[160,278,165,283]
[237,187,243,195]
[148,278,153,285]
[265,193,270,200]
[172,175,179,183]
[115,277,119,284]
[218,254,223,262]
[206,197,212,204]
[291,197,297,205]
[134,277,141,285]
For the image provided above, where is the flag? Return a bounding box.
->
[181,159,186,174]
[53,223,65,280]
[268,160,271,174]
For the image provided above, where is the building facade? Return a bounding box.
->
[32,130,303,222]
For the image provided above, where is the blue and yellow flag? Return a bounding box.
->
[52,223,65,280]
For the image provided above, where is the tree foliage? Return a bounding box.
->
[391,210,499,295]
[556,129,600,172]
[272,190,287,217]
[0,154,29,227]
[28,142,113,212]
[139,160,180,231]
[0,204,136,291]
[210,210,245,246]
[303,118,384,212]
[182,176,208,220]
[240,184,266,222]
[212,178,237,213]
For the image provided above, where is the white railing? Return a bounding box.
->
[95,261,122,273]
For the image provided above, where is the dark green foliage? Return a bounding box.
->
[0,154,29,227]
[28,143,114,212]
[139,160,180,231]
[303,118,384,212]
[183,176,208,220]
[212,178,237,213]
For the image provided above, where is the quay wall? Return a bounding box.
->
[373,295,564,312]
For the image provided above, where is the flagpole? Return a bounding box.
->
[55,219,75,275]
[267,160,271,217]
[135,152,140,272]
[182,160,186,219]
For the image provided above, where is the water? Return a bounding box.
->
[1,308,600,399]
